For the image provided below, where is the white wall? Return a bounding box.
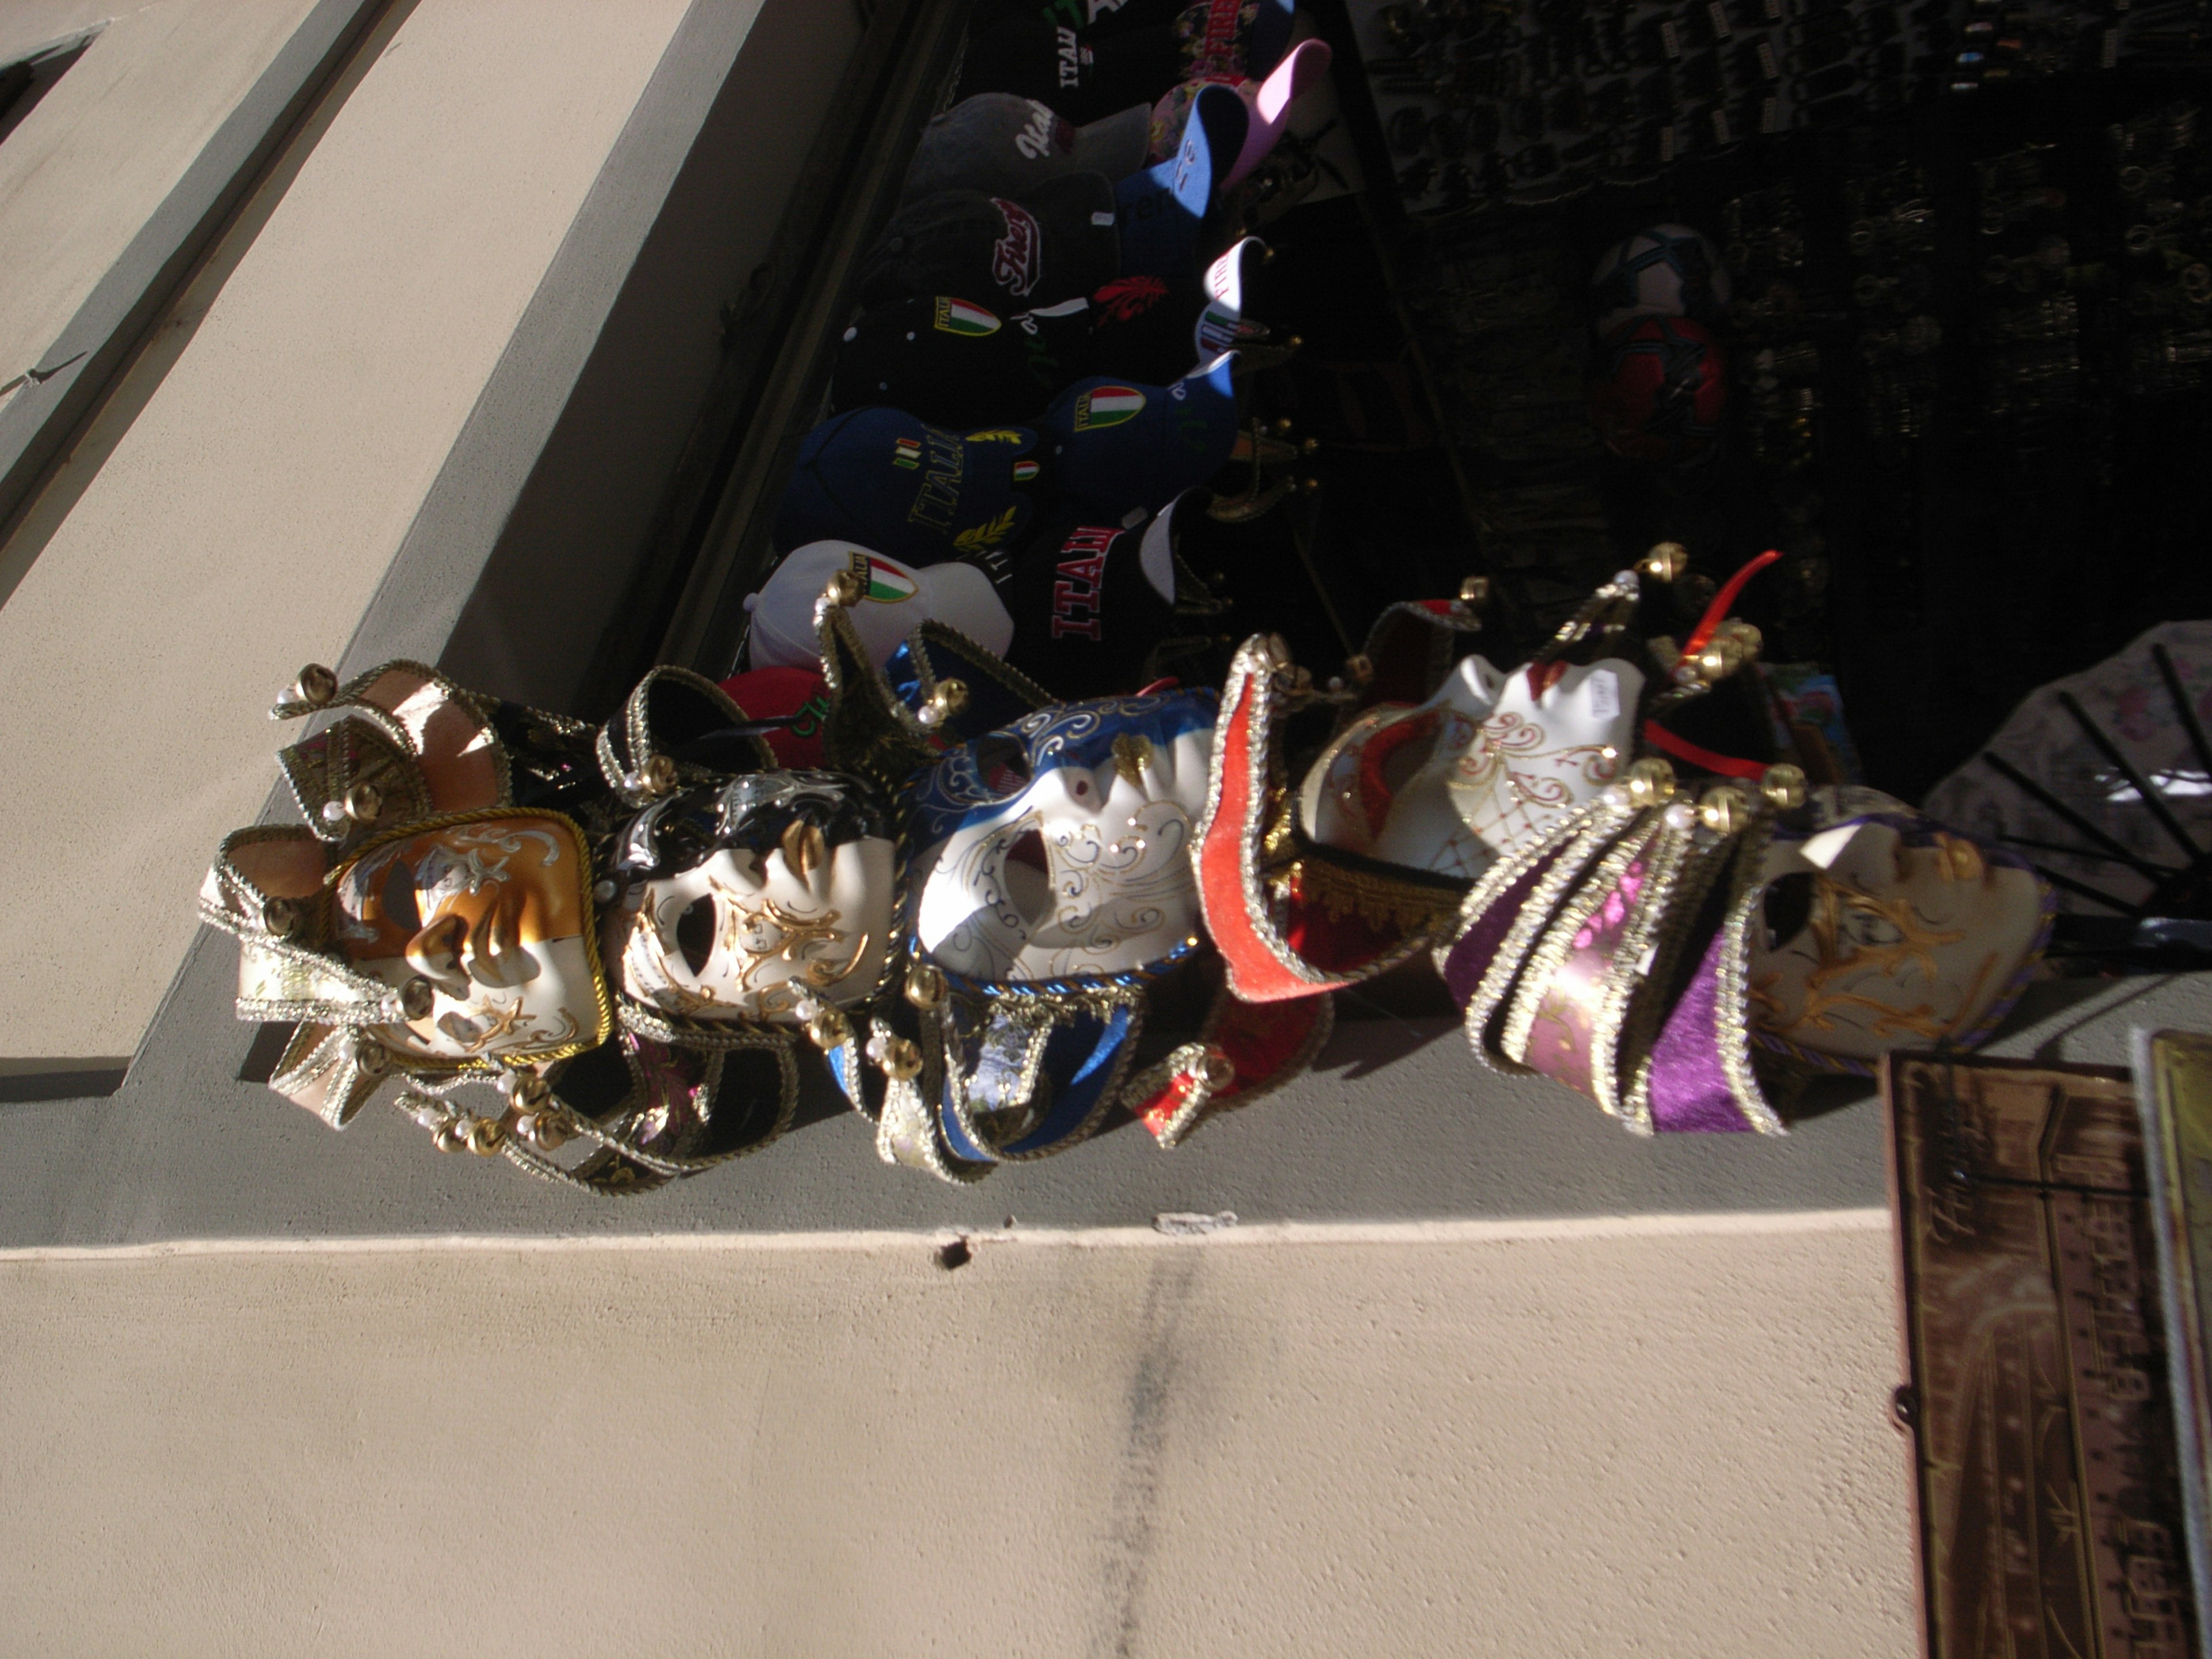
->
[0,0,728,1062]
[0,1219,1919,1657]
[0,0,324,384]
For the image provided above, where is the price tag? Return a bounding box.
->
[1586,669,1621,721]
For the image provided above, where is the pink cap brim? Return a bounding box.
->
[1224,40,1331,188]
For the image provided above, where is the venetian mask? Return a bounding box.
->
[908,691,1218,984]
[332,812,606,1063]
[1750,797,2049,1065]
[601,771,895,1024]
[1299,654,1642,881]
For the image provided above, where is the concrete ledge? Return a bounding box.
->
[0,952,2198,1247]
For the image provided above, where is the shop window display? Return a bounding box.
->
[191,11,2212,1615]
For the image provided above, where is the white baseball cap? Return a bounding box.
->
[745,541,1014,670]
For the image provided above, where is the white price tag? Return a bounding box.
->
[1586,669,1620,721]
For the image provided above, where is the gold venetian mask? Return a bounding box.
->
[332,812,606,1063]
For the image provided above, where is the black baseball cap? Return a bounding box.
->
[957,19,1187,124]
[1113,82,1246,287]
[857,172,1121,312]
[968,1,1191,42]
[902,94,1152,204]
[830,296,1097,427]
[1004,501,1185,695]
[772,408,1049,566]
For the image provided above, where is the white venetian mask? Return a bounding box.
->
[1749,797,2048,1064]
[1299,655,1641,881]
[907,692,1218,984]
[602,772,895,1024]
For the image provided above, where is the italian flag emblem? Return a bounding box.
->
[934,297,1001,337]
[1013,458,1040,483]
[1074,385,1145,431]
[852,555,915,604]
[892,437,923,469]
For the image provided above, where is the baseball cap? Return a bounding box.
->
[745,543,1015,671]
[957,20,1186,123]
[1115,83,1247,288]
[967,0,1187,41]
[830,295,1097,427]
[1037,351,1241,517]
[718,665,832,768]
[1004,502,1185,696]
[902,94,1152,204]
[858,172,1120,312]
[1149,39,1332,186]
[1190,0,1298,80]
[774,408,1048,565]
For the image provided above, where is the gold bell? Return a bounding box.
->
[399,976,436,1020]
[261,896,301,940]
[1697,785,1755,836]
[878,1036,923,1082]
[350,1034,390,1077]
[464,1116,505,1156]
[1694,635,1746,682]
[1639,542,1690,583]
[904,963,948,1009]
[527,1111,574,1153]
[431,1123,468,1154]
[1719,621,1762,666]
[1623,757,1677,808]
[1343,653,1374,685]
[342,782,382,825]
[1458,575,1492,609]
[274,663,339,717]
[1760,763,1808,810]
[917,679,968,729]
[1197,1047,1237,1092]
[805,1008,851,1051]
[824,570,865,609]
[504,1070,550,1109]
[640,753,679,798]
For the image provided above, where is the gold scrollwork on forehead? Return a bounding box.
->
[1749,876,1984,1043]
[702,876,869,995]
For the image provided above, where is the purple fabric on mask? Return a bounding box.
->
[1440,849,1560,1012]
[1644,928,1752,1132]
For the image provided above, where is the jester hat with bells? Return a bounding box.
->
[805,563,1332,1183]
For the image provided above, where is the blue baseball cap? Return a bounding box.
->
[774,408,1048,568]
[1038,351,1240,518]
[1113,82,1247,287]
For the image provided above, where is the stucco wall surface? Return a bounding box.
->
[0,0,702,1060]
[0,0,323,384]
[0,1218,1919,1657]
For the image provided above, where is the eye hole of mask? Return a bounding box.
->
[975,734,1032,797]
[1762,872,1813,950]
[1002,828,1054,923]
[676,893,717,976]
[381,858,422,935]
